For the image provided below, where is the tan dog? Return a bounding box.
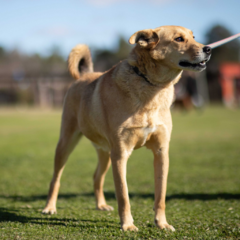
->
[42,25,211,231]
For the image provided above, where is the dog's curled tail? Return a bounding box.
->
[68,44,93,80]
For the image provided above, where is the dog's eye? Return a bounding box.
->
[175,37,184,42]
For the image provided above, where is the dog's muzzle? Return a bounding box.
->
[179,46,212,71]
[203,46,212,55]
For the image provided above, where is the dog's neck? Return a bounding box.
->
[131,65,155,86]
[128,49,182,87]
[113,60,179,111]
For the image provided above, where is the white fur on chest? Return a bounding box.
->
[141,126,157,146]
[92,140,110,152]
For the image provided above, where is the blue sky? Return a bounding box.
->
[1,0,240,57]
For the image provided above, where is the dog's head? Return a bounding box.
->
[129,26,211,73]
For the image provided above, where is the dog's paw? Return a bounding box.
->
[154,220,175,231]
[42,206,57,215]
[121,224,138,232]
[97,204,114,211]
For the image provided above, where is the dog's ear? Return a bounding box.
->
[129,29,159,48]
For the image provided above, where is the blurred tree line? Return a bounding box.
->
[0,36,132,77]
[0,24,239,103]
[0,46,68,77]
[0,24,239,77]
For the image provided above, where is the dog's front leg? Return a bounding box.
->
[111,149,138,231]
[153,140,175,231]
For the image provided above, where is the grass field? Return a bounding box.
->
[0,106,240,239]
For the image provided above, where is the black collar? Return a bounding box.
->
[132,66,155,86]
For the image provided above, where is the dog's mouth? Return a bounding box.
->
[179,57,210,70]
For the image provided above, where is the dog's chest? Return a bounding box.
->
[122,110,164,149]
[122,125,158,149]
[141,126,156,145]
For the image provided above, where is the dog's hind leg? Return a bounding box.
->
[93,148,113,211]
[42,113,81,215]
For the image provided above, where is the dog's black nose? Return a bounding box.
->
[203,46,212,55]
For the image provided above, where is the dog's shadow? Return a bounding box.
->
[0,192,239,226]
[0,206,116,227]
[0,191,239,202]
[82,192,240,201]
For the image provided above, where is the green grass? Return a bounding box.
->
[0,106,240,239]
